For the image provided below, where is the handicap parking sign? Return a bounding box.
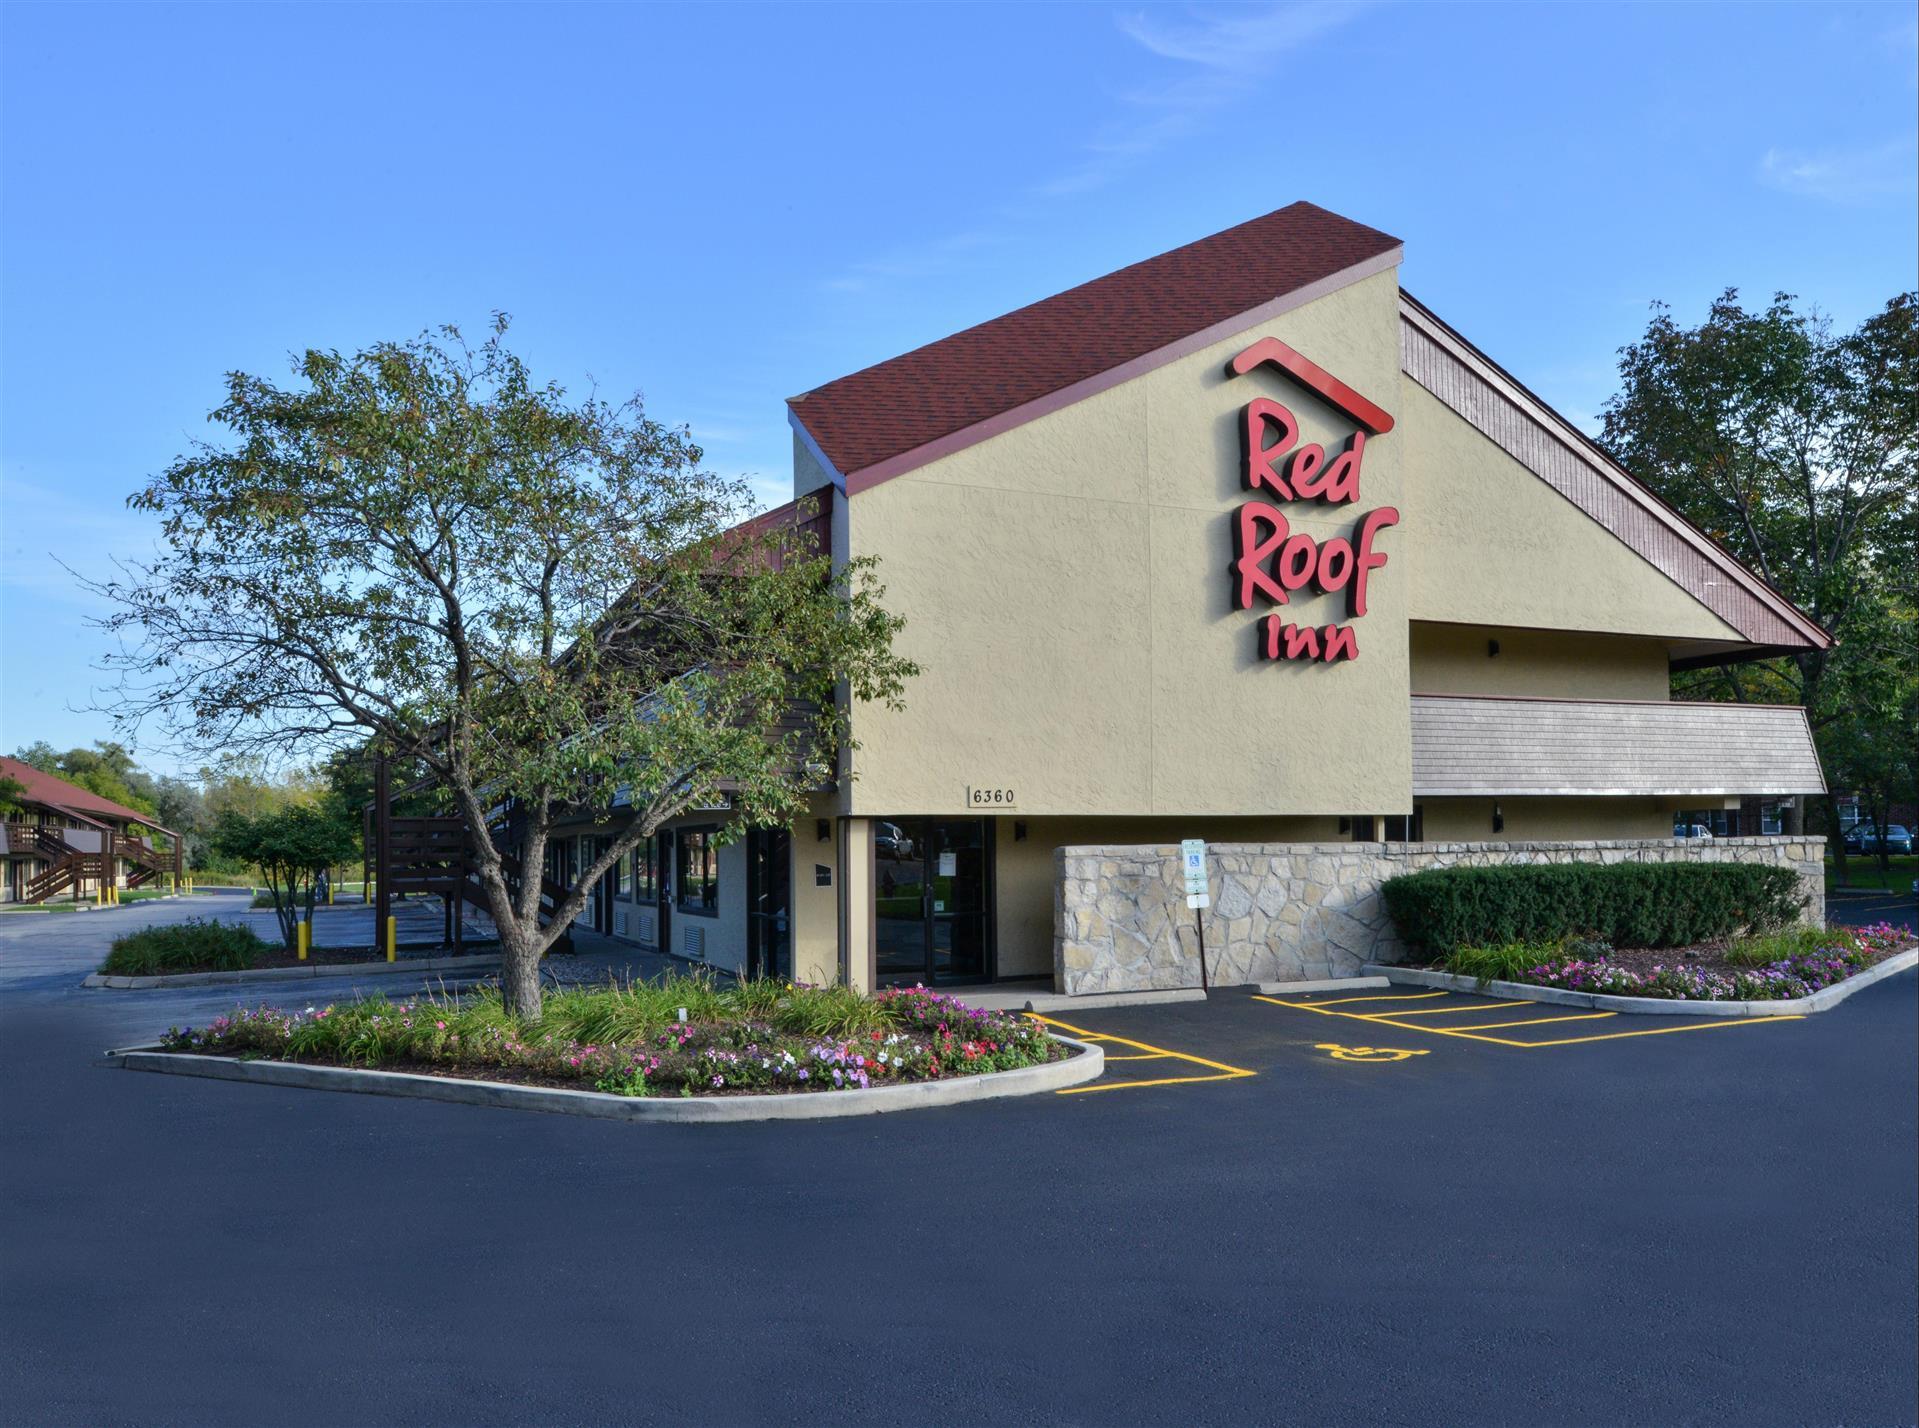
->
[1180,838,1209,908]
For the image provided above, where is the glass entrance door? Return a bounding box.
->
[874,819,991,985]
[745,827,791,981]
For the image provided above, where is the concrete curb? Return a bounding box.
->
[105,1034,1103,1122]
[1018,988,1208,1012]
[1253,976,1391,995]
[84,953,504,990]
[1363,948,1918,1018]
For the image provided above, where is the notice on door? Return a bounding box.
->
[937,851,957,878]
[1181,838,1209,910]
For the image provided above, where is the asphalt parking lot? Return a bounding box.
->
[3,894,1915,1427]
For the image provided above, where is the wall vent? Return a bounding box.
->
[635,909,657,945]
[684,924,705,959]
[614,909,629,939]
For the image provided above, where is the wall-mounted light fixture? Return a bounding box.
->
[1491,802,1505,834]
[816,819,832,843]
[1487,638,1501,658]
[1013,821,1028,842]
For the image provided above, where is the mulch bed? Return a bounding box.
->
[238,943,503,971]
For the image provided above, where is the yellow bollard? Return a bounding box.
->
[327,875,335,906]
[385,915,397,962]
[297,919,309,961]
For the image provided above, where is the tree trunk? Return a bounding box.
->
[499,926,544,1021]
[1823,794,1850,888]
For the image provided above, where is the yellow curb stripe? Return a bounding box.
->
[1100,1052,1173,1061]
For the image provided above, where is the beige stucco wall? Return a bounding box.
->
[1418,797,1672,842]
[844,267,1412,819]
[790,798,841,987]
[1398,381,1742,641]
[992,814,1343,979]
[1409,623,1672,700]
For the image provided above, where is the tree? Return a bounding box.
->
[1601,289,1919,853]
[92,318,915,1019]
[12,740,159,817]
[210,805,359,946]
[0,773,27,817]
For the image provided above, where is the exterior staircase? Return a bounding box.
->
[378,816,574,952]
[11,825,93,904]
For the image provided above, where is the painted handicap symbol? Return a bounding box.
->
[1315,1042,1430,1064]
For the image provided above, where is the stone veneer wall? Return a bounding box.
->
[1053,836,1826,996]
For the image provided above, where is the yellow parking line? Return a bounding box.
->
[1058,1072,1248,1095]
[1499,1016,1804,1048]
[1028,1014,1257,1077]
[1309,990,1453,1007]
[1253,995,1806,1049]
[1346,1001,1533,1018]
[1026,1013,1256,1091]
[1426,1011,1617,1032]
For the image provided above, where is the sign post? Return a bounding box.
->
[1180,838,1211,992]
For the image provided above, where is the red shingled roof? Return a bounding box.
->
[789,201,1402,481]
[0,756,167,831]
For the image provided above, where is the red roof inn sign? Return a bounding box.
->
[1227,337,1398,664]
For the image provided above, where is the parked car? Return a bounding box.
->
[874,821,915,862]
[1851,824,1914,855]
[1672,823,1713,839]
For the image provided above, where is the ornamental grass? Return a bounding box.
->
[103,919,271,976]
[159,976,1063,1097]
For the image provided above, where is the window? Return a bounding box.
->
[1381,808,1423,843]
[616,840,632,897]
[634,834,659,902]
[677,828,720,915]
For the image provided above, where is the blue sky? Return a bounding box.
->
[2,2,1914,774]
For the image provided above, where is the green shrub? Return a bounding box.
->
[102,918,271,975]
[1722,922,1858,967]
[1381,861,1805,956]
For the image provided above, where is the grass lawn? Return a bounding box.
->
[158,977,1066,1097]
[1826,853,1916,893]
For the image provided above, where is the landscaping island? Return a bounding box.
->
[1424,920,1912,1001]
[1381,861,1914,1002]
[152,978,1069,1098]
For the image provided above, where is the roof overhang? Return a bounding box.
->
[1399,293,1832,655]
[797,245,1403,496]
[1410,694,1827,798]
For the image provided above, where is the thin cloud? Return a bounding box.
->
[1758,136,1917,203]
[814,230,1004,296]
[1038,3,1368,196]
